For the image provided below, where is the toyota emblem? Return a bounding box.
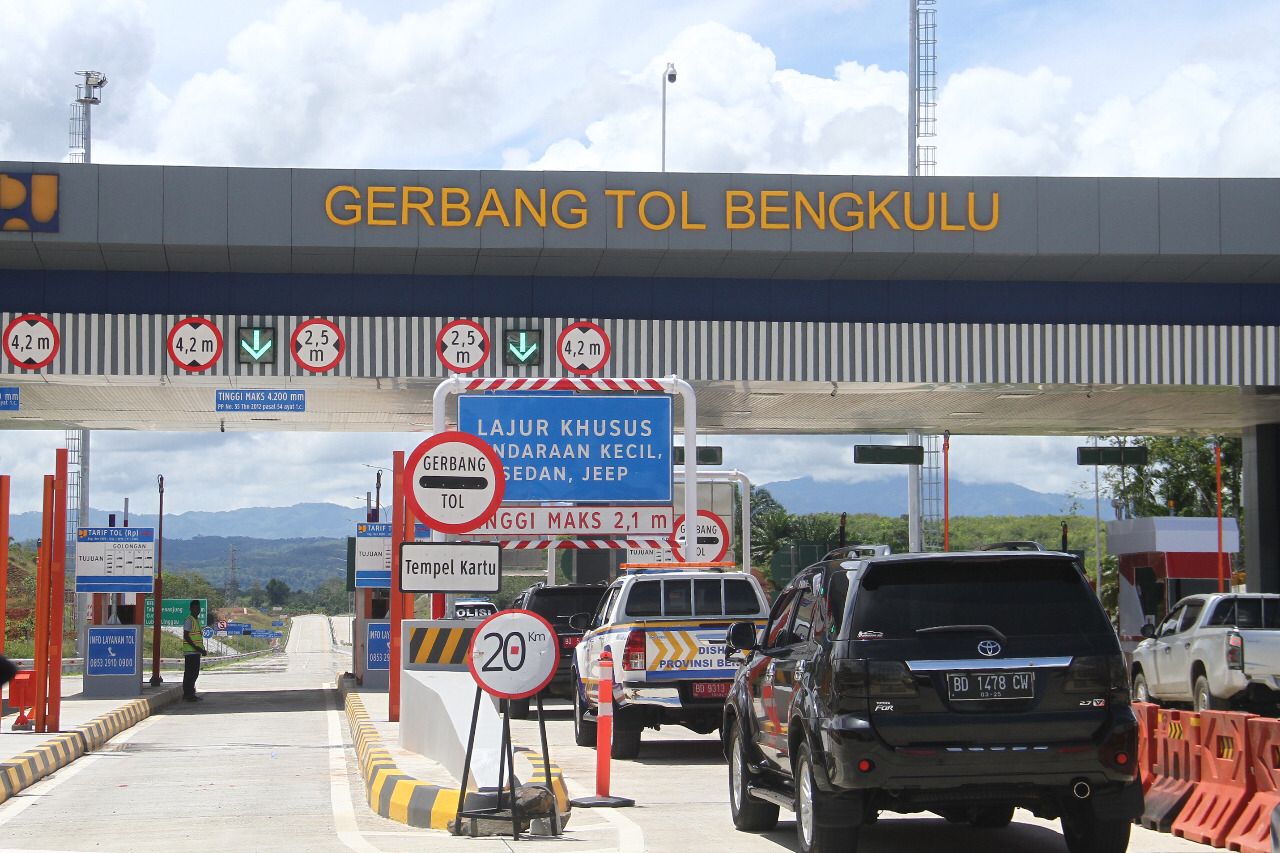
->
[977,640,1002,657]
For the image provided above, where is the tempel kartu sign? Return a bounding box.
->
[400,542,502,594]
[75,527,156,594]
[457,394,672,503]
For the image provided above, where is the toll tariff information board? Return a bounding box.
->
[400,542,501,594]
[354,522,434,588]
[75,527,156,593]
[457,394,672,502]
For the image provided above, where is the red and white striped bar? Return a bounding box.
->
[464,377,665,393]
[497,538,673,550]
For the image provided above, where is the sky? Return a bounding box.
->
[2,0,1276,515]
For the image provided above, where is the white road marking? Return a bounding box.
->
[0,714,161,829]
[326,681,385,853]
[559,775,645,853]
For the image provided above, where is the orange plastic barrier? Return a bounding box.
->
[7,670,34,730]
[1225,716,1280,853]
[1173,710,1256,848]
[1141,708,1202,833]
[1133,702,1159,793]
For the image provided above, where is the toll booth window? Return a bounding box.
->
[664,579,693,617]
[625,581,662,617]
[725,579,762,616]
[693,579,722,616]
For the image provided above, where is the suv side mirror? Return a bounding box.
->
[1140,623,1156,639]
[726,621,759,652]
[568,612,591,632]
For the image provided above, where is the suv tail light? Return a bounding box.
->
[622,629,646,671]
[831,659,917,710]
[562,635,581,650]
[1064,656,1130,704]
[1227,631,1245,670]
[869,661,918,697]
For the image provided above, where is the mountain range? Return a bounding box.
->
[7,479,1074,542]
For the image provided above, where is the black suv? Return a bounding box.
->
[509,582,608,718]
[721,552,1140,853]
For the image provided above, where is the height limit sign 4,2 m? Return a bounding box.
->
[403,431,505,534]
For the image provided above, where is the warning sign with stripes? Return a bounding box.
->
[403,620,477,671]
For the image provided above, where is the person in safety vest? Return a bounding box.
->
[182,600,207,702]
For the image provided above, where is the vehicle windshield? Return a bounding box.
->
[845,557,1112,640]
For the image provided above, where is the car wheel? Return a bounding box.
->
[1131,670,1152,704]
[1194,675,1227,712]
[508,697,531,719]
[969,805,1014,828]
[1060,810,1131,853]
[610,719,642,760]
[728,721,778,832]
[573,681,597,748]
[794,742,859,853]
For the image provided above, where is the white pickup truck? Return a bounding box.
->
[1130,593,1280,712]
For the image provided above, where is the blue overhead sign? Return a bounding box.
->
[86,627,138,677]
[367,622,391,671]
[458,394,672,502]
[226,622,252,635]
[215,389,305,412]
[0,387,18,411]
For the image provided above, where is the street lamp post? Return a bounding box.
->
[662,62,676,172]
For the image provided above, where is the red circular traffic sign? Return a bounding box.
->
[2,313,59,370]
[671,510,731,563]
[166,316,224,372]
[467,610,560,700]
[403,431,505,534]
[436,319,490,373]
[556,320,611,375]
[290,318,346,373]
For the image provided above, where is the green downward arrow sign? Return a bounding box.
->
[241,329,273,360]
[507,332,539,363]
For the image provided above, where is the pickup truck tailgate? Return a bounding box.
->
[644,623,737,682]
[1241,629,1280,684]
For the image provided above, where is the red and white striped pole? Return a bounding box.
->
[572,647,634,808]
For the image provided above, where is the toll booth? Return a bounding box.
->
[1108,517,1240,652]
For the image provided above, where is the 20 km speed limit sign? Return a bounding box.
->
[467,610,560,700]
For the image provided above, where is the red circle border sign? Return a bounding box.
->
[166,316,224,373]
[290,318,346,373]
[435,318,490,374]
[556,320,611,376]
[2,313,60,370]
[466,609,561,700]
[402,431,506,534]
[671,509,731,563]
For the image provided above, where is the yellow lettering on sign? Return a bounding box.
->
[867,191,900,230]
[474,187,511,228]
[605,189,635,229]
[969,191,999,231]
[940,191,965,231]
[795,191,826,230]
[759,191,788,230]
[515,188,547,228]
[829,192,864,232]
[402,187,435,225]
[552,189,587,229]
[903,191,935,231]
[638,191,675,231]
[441,188,471,227]
[366,186,396,226]
[725,190,755,229]
[680,191,706,230]
[325,185,361,226]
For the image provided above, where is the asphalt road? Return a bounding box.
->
[0,616,1219,853]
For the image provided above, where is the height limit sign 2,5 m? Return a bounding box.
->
[403,431,505,533]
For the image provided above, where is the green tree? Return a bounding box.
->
[160,571,225,610]
[265,578,291,606]
[1102,435,1241,519]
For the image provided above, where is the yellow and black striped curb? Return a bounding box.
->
[337,678,570,830]
[0,685,182,805]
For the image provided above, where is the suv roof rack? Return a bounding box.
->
[620,562,737,574]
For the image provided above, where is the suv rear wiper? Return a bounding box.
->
[915,624,1008,644]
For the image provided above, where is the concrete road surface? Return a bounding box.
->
[0,615,1220,852]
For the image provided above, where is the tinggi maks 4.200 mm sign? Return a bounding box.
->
[400,542,502,594]
[457,393,672,503]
